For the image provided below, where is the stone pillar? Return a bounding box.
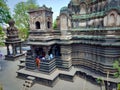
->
[60,45,72,70]
[20,43,22,54]
[31,46,36,58]
[52,46,55,56]
[6,44,10,55]
[12,44,16,56]
[43,46,51,60]
[15,45,17,54]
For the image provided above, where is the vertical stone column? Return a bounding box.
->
[32,46,36,58]
[6,44,10,55]
[12,44,16,56]
[15,44,17,54]
[43,46,51,60]
[25,45,36,70]
[20,43,22,54]
[60,45,72,70]
[15,46,17,54]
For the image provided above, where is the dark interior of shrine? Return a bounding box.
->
[34,44,61,61]
[35,21,41,29]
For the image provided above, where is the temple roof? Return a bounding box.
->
[60,6,68,11]
[71,0,79,5]
[60,6,72,15]
[28,5,52,13]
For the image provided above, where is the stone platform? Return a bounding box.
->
[17,66,120,87]
[17,67,76,87]
[5,53,25,61]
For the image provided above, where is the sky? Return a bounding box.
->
[7,0,70,20]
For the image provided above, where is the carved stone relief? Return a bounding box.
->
[80,3,86,14]
[108,10,118,26]
[104,10,120,27]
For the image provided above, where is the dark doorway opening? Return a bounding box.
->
[35,21,40,29]
[35,47,45,58]
[47,21,51,29]
[49,45,61,57]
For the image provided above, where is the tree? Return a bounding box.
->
[0,0,11,46]
[96,77,105,90]
[0,0,11,24]
[53,20,57,29]
[13,0,39,40]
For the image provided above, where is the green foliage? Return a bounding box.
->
[0,26,3,34]
[113,60,120,78]
[113,60,120,90]
[0,0,11,46]
[96,77,104,85]
[0,0,11,24]
[0,26,5,46]
[118,83,120,90]
[19,27,29,40]
[0,84,3,90]
[53,20,57,29]
[13,0,39,40]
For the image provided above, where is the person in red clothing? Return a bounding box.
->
[35,57,40,69]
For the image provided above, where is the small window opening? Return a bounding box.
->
[47,21,51,29]
[35,21,40,29]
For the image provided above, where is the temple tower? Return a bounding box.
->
[26,5,57,73]
[59,7,72,70]
[29,5,53,30]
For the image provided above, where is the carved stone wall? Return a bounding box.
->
[29,8,53,30]
[80,3,87,14]
[104,10,120,27]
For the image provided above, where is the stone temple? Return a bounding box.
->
[17,0,120,89]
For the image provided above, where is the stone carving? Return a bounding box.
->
[7,19,18,36]
[80,3,86,14]
[5,19,24,60]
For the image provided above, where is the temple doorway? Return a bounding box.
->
[34,47,45,58]
[47,21,51,28]
[49,45,61,58]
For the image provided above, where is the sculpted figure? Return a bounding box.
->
[7,19,18,36]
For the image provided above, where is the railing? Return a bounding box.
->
[71,27,120,31]
[29,30,60,33]
[72,11,104,20]
[40,57,55,63]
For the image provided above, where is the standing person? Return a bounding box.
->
[50,53,53,60]
[35,57,40,69]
